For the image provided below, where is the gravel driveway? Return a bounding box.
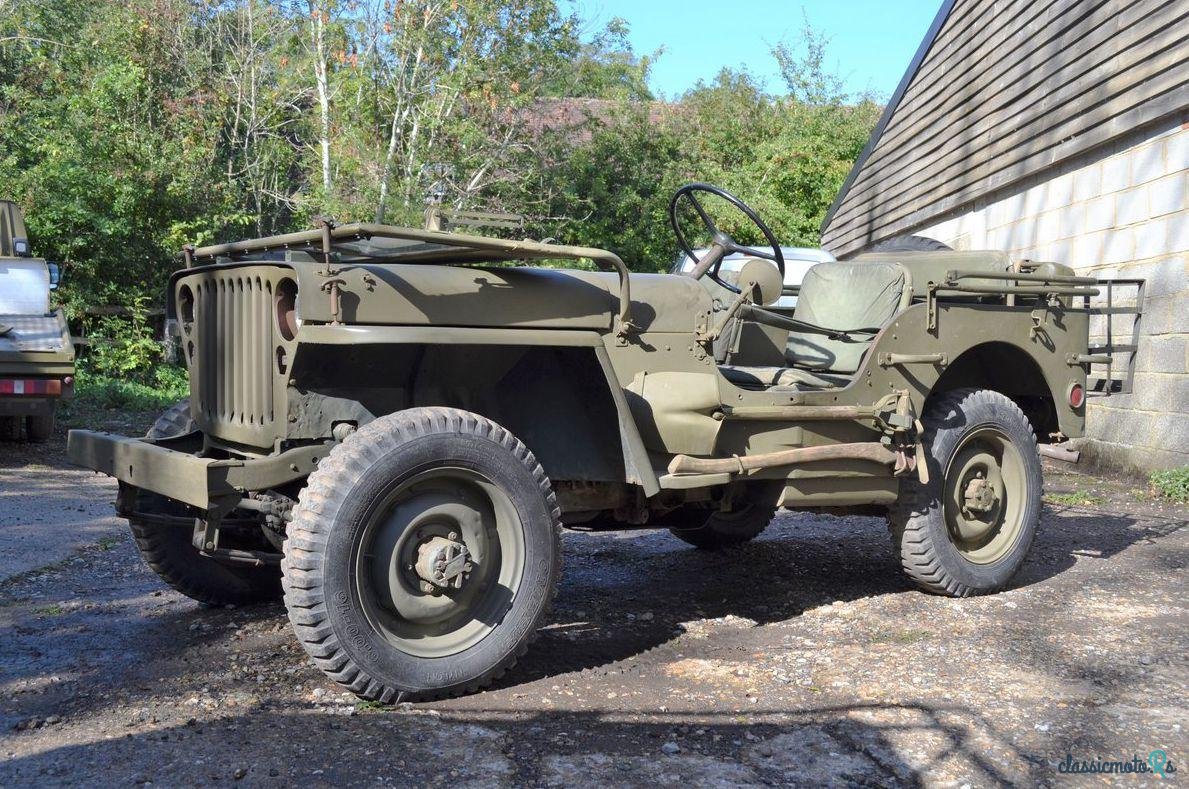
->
[1,426,1185,786]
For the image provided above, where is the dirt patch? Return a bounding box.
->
[0,441,1185,786]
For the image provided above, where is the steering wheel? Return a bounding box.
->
[669,183,785,293]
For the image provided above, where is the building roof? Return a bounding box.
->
[819,0,958,239]
[821,0,1189,257]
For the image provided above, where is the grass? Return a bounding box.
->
[95,536,121,551]
[34,604,65,616]
[1149,466,1189,503]
[62,365,189,429]
[70,366,188,412]
[354,700,391,712]
[1045,491,1106,507]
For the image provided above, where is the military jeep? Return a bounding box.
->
[0,200,75,442]
[68,184,1128,701]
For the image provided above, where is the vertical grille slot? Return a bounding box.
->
[189,270,276,443]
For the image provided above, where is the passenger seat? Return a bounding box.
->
[719,260,910,390]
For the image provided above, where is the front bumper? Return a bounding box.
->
[66,430,326,511]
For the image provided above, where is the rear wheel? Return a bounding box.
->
[128,401,282,606]
[667,484,780,550]
[888,389,1042,596]
[282,407,561,701]
[871,235,952,252]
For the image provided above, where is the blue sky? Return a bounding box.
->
[566,0,943,101]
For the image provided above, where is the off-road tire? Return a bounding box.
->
[129,401,282,606]
[0,416,21,441]
[888,389,1042,596]
[145,400,194,439]
[667,488,779,550]
[26,412,55,442]
[871,235,952,252]
[282,407,562,702]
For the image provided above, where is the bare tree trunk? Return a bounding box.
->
[376,37,424,224]
[375,111,400,223]
[308,0,332,200]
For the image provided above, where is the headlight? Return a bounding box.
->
[275,278,299,341]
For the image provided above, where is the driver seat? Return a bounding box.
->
[719,260,910,390]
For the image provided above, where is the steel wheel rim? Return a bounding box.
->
[942,426,1025,564]
[352,467,526,658]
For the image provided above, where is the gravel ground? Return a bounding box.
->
[1,421,1186,787]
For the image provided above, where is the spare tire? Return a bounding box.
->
[871,235,952,252]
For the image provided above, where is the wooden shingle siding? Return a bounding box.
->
[822,0,1189,256]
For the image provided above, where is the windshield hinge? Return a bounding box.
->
[321,278,346,325]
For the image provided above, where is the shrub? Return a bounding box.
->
[70,367,189,413]
[83,297,163,384]
[1149,467,1189,503]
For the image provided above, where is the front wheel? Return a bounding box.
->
[888,389,1042,596]
[282,407,561,701]
[129,401,282,606]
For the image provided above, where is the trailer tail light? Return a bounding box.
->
[1067,382,1085,409]
[0,378,63,396]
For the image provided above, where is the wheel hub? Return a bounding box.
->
[354,468,527,658]
[942,428,1026,564]
[414,533,473,592]
[962,474,997,515]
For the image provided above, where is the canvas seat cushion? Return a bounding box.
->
[784,261,906,374]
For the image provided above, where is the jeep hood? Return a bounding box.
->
[279,264,710,334]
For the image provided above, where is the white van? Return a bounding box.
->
[672,246,836,308]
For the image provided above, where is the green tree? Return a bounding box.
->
[0,0,230,311]
[535,103,690,269]
[542,16,655,101]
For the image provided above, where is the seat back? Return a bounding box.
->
[785,261,907,373]
[852,250,1010,299]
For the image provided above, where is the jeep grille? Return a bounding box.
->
[185,270,280,445]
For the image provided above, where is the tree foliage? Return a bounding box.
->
[0,0,880,311]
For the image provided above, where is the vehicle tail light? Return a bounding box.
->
[0,378,62,395]
[1067,382,1085,409]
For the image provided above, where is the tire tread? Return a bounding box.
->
[281,406,562,702]
[888,388,1041,597]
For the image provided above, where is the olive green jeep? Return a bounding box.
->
[68,184,1137,701]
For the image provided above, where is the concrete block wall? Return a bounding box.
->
[917,116,1188,474]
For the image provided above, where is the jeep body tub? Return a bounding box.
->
[68,222,1094,517]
